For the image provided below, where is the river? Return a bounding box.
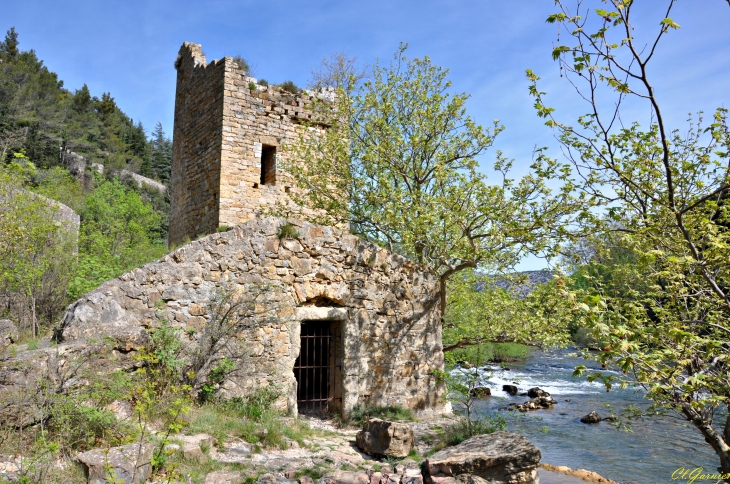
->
[462,348,722,484]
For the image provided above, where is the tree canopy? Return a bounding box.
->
[533,0,730,473]
[286,45,587,329]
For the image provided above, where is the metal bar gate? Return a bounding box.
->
[294,321,339,414]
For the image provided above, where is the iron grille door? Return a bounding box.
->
[294,321,334,414]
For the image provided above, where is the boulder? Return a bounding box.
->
[356,418,415,458]
[502,384,518,396]
[526,387,549,399]
[176,433,216,460]
[580,411,601,424]
[0,320,17,347]
[424,432,541,484]
[469,387,491,398]
[75,442,154,484]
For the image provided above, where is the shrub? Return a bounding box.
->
[232,55,253,75]
[277,221,299,240]
[347,403,413,427]
[278,80,299,94]
[258,79,269,87]
[436,415,506,449]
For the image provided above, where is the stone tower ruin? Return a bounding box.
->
[169,42,329,245]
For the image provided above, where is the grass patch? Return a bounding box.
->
[186,388,314,451]
[277,221,299,239]
[433,415,506,450]
[347,403,414,427]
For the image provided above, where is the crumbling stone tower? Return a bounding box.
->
[169,42,328,245]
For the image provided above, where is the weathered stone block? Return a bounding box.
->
[76,442,154,484]
[356,418,415,458]
[424,432,540,484]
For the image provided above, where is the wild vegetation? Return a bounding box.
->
[3,0,730,479]
[0,28,172,339]
[531,0,730,474]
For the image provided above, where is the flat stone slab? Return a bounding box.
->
[425,431,541,484]
[76,442,154,484]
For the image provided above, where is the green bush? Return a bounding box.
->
[258,79,269,87]
[187,384,312,451]
[446,342,532,366]
[347,403,413,427]
[277,80,299,94]
[436,415,506,449]
[277,221,299,240]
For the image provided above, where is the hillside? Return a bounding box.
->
[0,27,171,182]
[0,27,172,339]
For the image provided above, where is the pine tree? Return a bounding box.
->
[0,27,19,60]
[149,122,172,183]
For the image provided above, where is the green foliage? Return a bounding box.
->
[0,158,76,336]
[187,384,311,451]
[248,82,256,91]
[287,43,585,320]
[0,27,19,60]
[435,415,506,449]
[232,55,254,76]
[277,80,299,94]
[347,403,414,427]
[445,342,531,366]
[198,358,236,403]
[444,271,573,353]
[217,225,231,233]
[257,79,269,87]
[535,0,730,472]
[277,221,299,239]
[70,178,167,299]
[147,121,172,183]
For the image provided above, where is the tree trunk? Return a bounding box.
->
[31,294,36,339]
[682,405,730,478]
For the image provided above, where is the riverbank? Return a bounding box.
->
[160,414,619,484]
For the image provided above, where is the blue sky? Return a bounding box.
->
[4,0,730,269]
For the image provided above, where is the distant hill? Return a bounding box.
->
[475,270,555,298]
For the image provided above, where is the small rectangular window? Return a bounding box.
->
[261,145,276,185]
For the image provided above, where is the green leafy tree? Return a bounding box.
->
[444,271,574,352]
[286,44,585,339]
[148,122,172,183]
[531,0,730,474]
[71,178,166,298]
[0,155,76,336]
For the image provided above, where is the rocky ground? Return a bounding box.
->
[0,412,619,483]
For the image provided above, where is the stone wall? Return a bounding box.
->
[169,42,330,246]
[169,43,226,245]
[59,218,445,417]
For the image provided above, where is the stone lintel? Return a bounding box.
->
[295,307,347,321]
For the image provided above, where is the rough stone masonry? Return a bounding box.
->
[59,218,446,417]
[169,42,329,246]
[54,42,447,418]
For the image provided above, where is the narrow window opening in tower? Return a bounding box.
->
[261,145,276,185]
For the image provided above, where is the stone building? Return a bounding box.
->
[56,43,446,418]
[59,218,445,417]
[169,42,329,246]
